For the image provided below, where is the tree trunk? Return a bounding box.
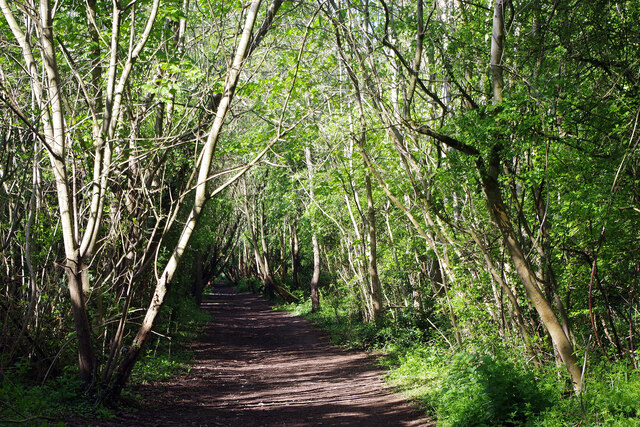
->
[479,154,582,393]
[38,0,96,384]
[108,0,268,399]
[490,0,504,104]
[364,169,382,321]
[290,219,300,289]
[305,146,320,312]
[258,204,276,299]
[280,219,288,282]
[310,233,321,313]
[486,0,581,392]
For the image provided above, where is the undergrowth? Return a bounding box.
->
[277,294,640,426]
[0,364,108,426]
[130,292,211,384]
[0,293,210,426]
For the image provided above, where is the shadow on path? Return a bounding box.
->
[111,283,432,426]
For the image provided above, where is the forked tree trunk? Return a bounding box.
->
[2,0,163,385]
[39,0,96,383]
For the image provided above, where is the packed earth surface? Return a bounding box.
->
[98,283,432,426]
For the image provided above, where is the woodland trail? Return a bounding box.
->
[107,283,432,426]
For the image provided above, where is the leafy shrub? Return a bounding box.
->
[585,361,640,423]
[530,360,640,426]
[386,346,448,411]
[0,365,112,424]
[436,351,552,426]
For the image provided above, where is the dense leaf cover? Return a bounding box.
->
[1,0,639,423]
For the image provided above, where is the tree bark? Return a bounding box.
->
[305,146,320,313]
[491,0,504,104]
[290,219,300,289]
[38,0,96,384]
[364,168,382,321]
[108,0,270,399]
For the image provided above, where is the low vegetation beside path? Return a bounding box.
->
[0,292,210,424]
[275,291,640,427]
[3,1,640,425]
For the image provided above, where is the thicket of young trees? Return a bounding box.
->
[1,0,639,412]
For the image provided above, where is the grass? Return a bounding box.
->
[276,294,640,426]
[0,293,211,426]
[0,366,108,426]
[130,294,211,384]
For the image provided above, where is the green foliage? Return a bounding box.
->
[278,288,434,351]
[529,360,640,426]
[130,349,189,384]
[581,363,640,425]
[3,0,640,419]
[385,345,448,411]
[281,290,640,426]
[235,277,262,294]
[388,348,640,426]
[435,351,552,426]
[0,291,210,423]
[0,365,113,424]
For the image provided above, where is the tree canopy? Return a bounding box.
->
[1,0,639,420]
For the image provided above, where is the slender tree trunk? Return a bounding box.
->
[305,146,320,312]
[9,140,40,360]
[364,168,382,321]
[490,0,504,104]
[310,233,321,313]
[243,191,273,295]
[344,194,373,321]
[280,219,288,281]
[290,219,300,289]
[258,203,276,299]
[468,228,539,362]
[108,0,269,399]
[38,0,96,384]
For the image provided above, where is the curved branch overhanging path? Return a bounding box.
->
[111,283,432,426]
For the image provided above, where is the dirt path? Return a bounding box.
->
[111,283,432,426]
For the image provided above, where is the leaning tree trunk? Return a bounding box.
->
[108,0,271,399]
[482,0,582,393]
[479,156,582,393]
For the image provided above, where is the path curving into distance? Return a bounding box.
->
[109,283,432,426]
